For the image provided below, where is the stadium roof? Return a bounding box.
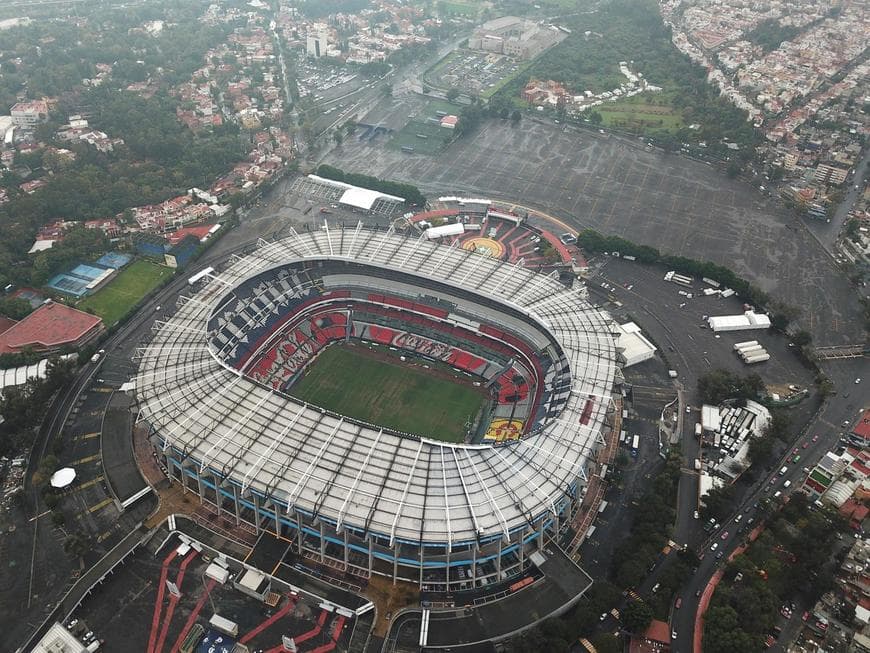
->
[0,302,102,354]
[136,225,618,546]
[307,174,405,210]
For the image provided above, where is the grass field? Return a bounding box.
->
[77,260,171,325]
[438,0,481,16]
[598,96,684,133]
[289,344,487,441]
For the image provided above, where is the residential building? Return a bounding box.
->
[306,26,328,58]
[816,162,849,185]
[10,99,49,127]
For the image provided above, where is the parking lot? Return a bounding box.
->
[296,54,367,103]
[321,118,865,345]
[425,50,526,97]
[590,256,818,395]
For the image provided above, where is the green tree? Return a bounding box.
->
[63,533,89,559]
[0,297,32,320]
[621,599,653,633]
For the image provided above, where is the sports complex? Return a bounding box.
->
[134,211,620,601]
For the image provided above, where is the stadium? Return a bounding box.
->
[135,222,620,595]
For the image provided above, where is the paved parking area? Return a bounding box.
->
[0,373,154,651]
[426,50,525,96]
[321,118,865,344]
[590,256,818,395]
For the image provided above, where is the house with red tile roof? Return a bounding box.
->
[629,618,671,653]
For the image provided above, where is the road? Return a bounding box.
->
[12,197,296,651]
[545,247,865,651]
[669,357,867,650]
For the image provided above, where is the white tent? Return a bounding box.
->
[50,467,76,488]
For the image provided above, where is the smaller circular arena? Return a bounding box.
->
[136,224,619,593]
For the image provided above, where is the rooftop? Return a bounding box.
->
[0,301,103,354]
[852,409,870,441]
[307,174,405,211]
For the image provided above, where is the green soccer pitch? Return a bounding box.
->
[289,343,488,442]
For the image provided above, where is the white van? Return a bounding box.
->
[779,466,788,476]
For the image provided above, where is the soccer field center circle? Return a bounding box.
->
[136,224,619,587]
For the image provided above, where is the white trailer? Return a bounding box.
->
[738,345,766,358]
[702,277,721,288]
[733,340,759,351]
[743,353,770,364]
[209,614,239,637]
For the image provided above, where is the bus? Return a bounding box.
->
[631,435,640,456]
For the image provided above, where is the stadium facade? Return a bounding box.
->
[135,224,620,592]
